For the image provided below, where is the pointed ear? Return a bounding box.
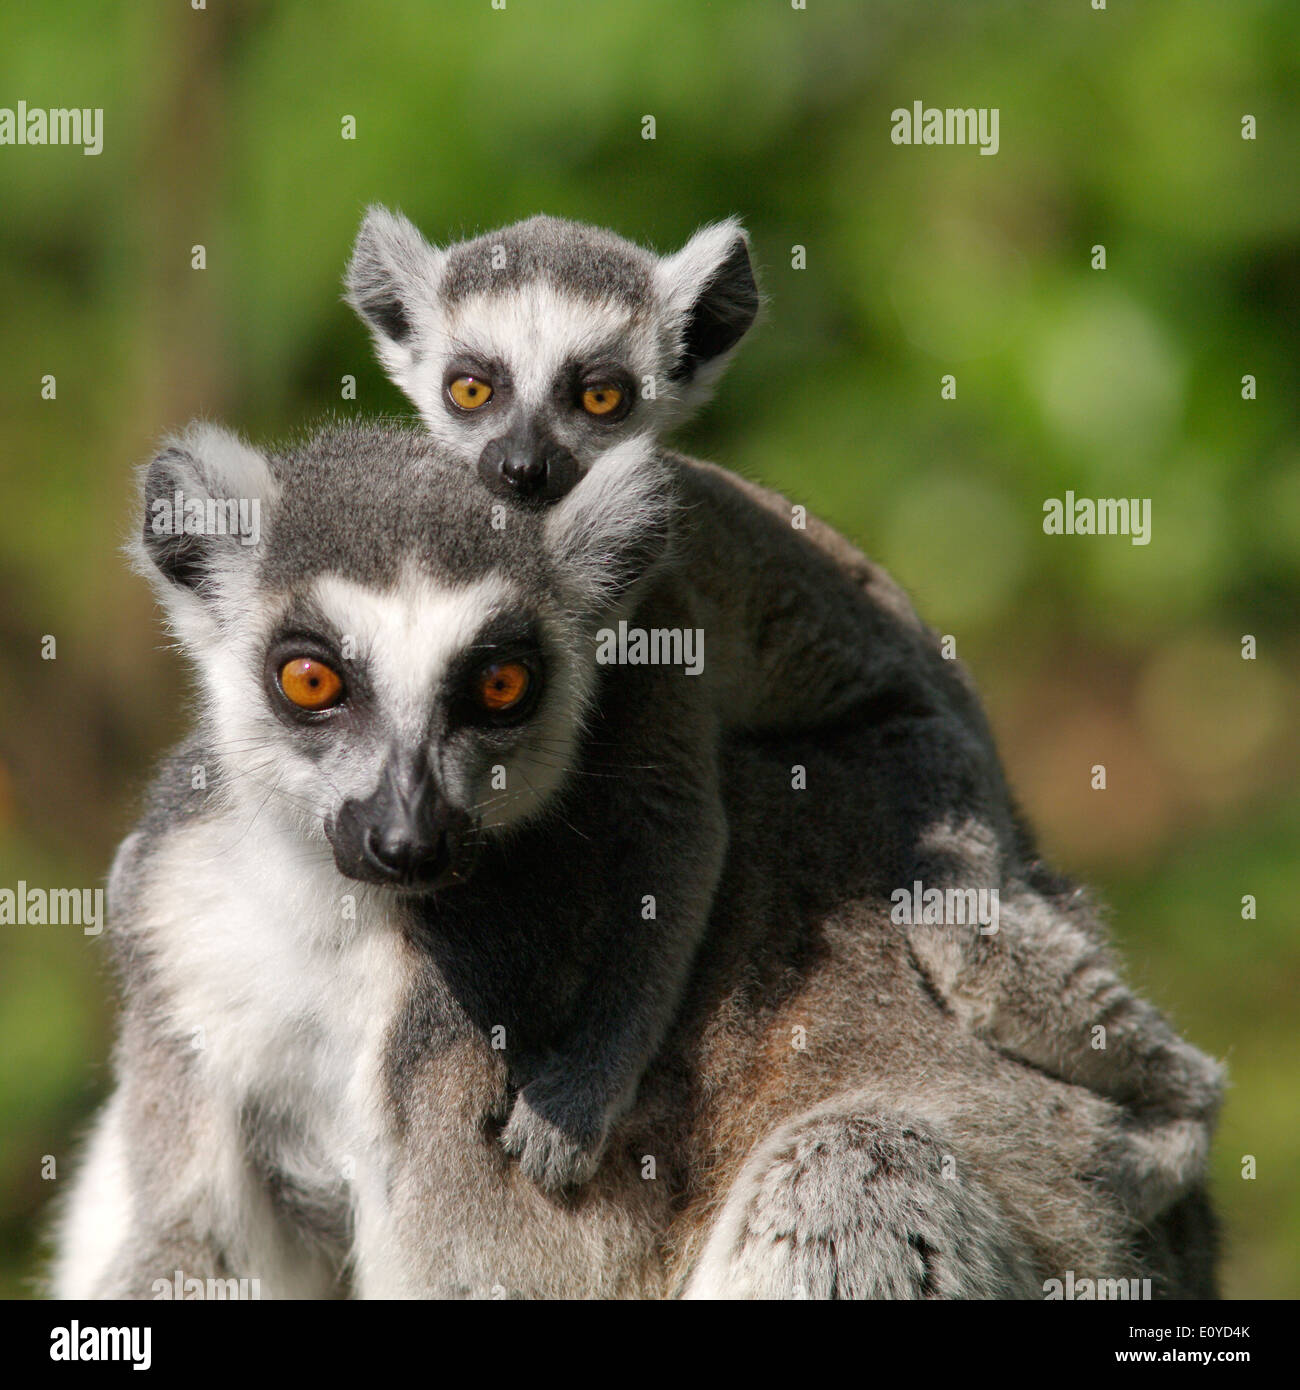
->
[656,218,760,390]
[136,423,276,602]
[543,436,677,615]
[344,204,444,382]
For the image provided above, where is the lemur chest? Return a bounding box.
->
[147,819,658,1293]
[145,822,414,1207]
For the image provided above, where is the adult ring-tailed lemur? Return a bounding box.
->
[51,212,1223,1299]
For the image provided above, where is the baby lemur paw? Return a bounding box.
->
[501,1079,610,1191]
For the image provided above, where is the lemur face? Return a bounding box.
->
[345,210,759,503]
[137,422,672,892]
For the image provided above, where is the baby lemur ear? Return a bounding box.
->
[543,436,677,615]
[657,218,760,390]
[136,423,276,598]
[344,204,444,383]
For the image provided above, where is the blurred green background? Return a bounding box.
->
[1,0,1296,1299]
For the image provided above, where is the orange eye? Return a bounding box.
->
[279,657,345,711]
[449,376,493,410]
[581,384,623,417]
[476,661,531,712]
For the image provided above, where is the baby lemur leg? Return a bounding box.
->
[683,1103,1038,1300]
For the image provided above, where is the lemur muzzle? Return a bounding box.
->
[328,752,473,890]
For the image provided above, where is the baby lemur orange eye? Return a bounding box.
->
[476,661,531,712]
[279,658,345,711]
[449,376,493,410]
[581,384,623,416]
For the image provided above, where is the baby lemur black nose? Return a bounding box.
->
[502,454,547,490]
[477,431,580,503]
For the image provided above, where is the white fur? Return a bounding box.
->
[348,205,445,383]
[654,218,748,324]
[51,1091,133,1298]
[405,282,662,447]
[51,811,413,1298]
[139,817,411,1295]
[544,431,673,607]
[134,424,279,655]
[653,218,753,408]
[307,568,511,743]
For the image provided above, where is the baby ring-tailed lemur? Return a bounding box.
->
[56,420,1218,1298]
[344,206,761,504]
[344,208,1223,1219]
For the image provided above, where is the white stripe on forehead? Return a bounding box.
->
[308,567,515,735]
[439,284,645,408]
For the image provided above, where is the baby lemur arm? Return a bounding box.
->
[497,460,907,1190]
[500,622,728,1190]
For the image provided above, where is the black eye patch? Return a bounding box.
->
[261,610,374,731]
[444,613,547,728]
[555,359,635,420]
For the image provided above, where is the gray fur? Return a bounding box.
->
[436,215,656,308]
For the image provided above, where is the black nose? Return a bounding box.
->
[327,752,472,890]
[362,825,449,883]
[478,434,580,503]
[501,453,545,489]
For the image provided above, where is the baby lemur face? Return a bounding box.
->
[345,209,759,502]
[137,421,671,892]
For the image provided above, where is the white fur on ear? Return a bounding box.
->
[344,204,445,386]
[656,218,749,316]
[133,423,279,640]
[543,433,677,615]
[654,218,759,405]
[168,421,278,504]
